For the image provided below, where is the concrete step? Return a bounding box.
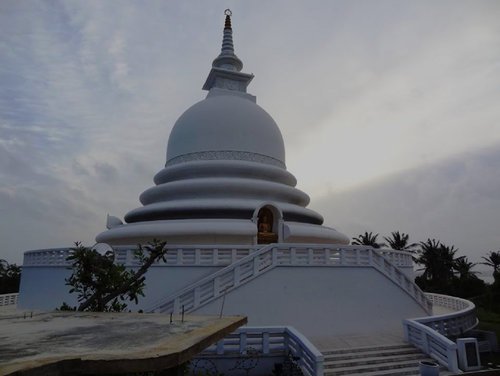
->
[323,358,435,375]
[325,365,421,376]
[322,343,414,355]
[324,353,425,369]
[319,342,451,376]
[323,346,421,361]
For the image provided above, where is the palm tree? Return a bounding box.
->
[482,251,500,286]
[383,231,418,251]
[453,256,478,280]
[416,239,457,292]
[351,232,384,249]
[482,251,500,274]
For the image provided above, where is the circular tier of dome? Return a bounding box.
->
[124,159,323,225]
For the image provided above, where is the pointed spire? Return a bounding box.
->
[202,10,254,93]
[212,9,243,72]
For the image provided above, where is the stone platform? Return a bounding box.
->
[0,311,246,375]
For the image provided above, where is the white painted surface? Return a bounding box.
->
[167,94,285,164]
[18,265,221,311]
[194,266,427,342]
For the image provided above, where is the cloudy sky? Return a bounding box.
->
[1,1,499,278]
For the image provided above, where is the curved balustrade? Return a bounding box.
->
[403,293,478,373]
[23,245,257,267]
[147,244,431,315]
[23,244,414,269]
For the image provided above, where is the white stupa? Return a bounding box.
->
[95,12,349,247]
[17,14,478,374]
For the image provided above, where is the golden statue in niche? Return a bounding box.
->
[257,207,278,244]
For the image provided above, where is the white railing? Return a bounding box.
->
[23,245,257,267]
[0,293,18,307]
[404,319,460,372]
[377,248,414,268]
[23,244,414,269]
[147,244,431,314]
[425,293,474,315]
[199,326,324,376]
[23,248,71,266]
[403,293,478,373]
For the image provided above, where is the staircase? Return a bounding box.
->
[322,343,445,376]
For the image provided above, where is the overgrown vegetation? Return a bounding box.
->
[353,231,500,311]
[0,259,21,294]
[60,240,168,312]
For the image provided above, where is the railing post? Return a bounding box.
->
[194,287,200,307]
[239,332,247,354]
[325,248,331,264]
[216,339,225,355]
[340,248,345,265]
[423,332,430,354]
[213,248,218,265]
[195,248,201,265]
[316,357,324,376]
[213,277,220,297]
[173,297,180,314]
[403,321,410,341]
[272,247,278,265]
[448,346,459,373]
[253,255,260,275]
[234,266,241,285]
[263,331,270,354]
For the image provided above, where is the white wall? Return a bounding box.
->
[193,266,428,344]
[18,262,426,346]
[18,265,221,311]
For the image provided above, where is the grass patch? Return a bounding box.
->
[476,308,500,369]
[477,308,500,340]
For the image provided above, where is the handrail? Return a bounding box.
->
[0,293,18,307]
[146,244,431,315]
[147,243,278,313]
[404,319,459,372]
[199,326,324,376]
[403,293,478,373]
[22,245,414,268]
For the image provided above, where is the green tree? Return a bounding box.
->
[451,256,485,298]
[0,259,22,294]
[453,256,478,280]
[482,251,500,280]
[63,240,168,312]
[383,231,418,251]
[415,239,457,293]
[352,232,384,249]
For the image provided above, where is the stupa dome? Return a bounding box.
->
[166,93,286,167]
[95,10,349,246]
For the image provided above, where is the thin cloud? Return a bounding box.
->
[1,1,499,267]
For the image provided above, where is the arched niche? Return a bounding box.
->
[253,204,282,244]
